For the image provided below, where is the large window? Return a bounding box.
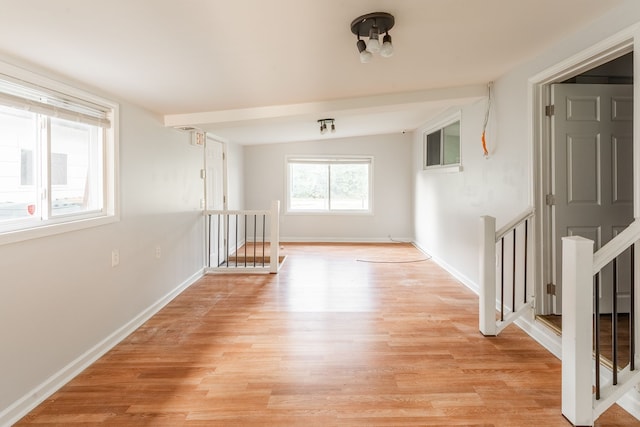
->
[424,119,461,170]
[0,65,118,243]
[287,156,372,213]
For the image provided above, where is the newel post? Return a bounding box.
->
[269,200,280,274]
[561,235,594,426]
[480,215,497,336]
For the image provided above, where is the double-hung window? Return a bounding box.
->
[0,67,118,243]
[287,156,373,213]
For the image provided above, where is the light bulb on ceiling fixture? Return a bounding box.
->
[331,121,336,133]
[357,38,372,63]
[366,26,381,53]
[380,33,393,57]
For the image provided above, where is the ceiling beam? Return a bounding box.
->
[164,84,487,129]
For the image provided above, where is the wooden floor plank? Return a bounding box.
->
[15,243,639,426]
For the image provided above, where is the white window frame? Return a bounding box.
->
[0,61,119,245]
[423,112,462,173]
[285,155,374,215]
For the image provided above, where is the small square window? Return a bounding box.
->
[424,119,461,169]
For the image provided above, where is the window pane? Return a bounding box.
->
[289,163,328,210]
[329,163,369,210]
[50,118,102,216]
[0,106,38,222]
[426,130,441,166]
[51,153,68,185]
[21,149,34,185]
[443,121,460,165]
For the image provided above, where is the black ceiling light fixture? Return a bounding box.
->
[318,118,335,135]
[350,12,394,63]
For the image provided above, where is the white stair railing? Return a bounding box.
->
[562,220,640,426]
[479,209,534,336]
[205,200,281,274]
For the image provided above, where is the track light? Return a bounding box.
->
[350,12,394,62]
[318,118,335,135]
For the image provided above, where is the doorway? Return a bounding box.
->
[204,136,227,267]
[534,48,635,368]
[534,47,634,315]
[550,78,634,315]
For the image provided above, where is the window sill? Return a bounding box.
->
[423,164,463,174]
[0,214,119,246]
[286,210,373,216]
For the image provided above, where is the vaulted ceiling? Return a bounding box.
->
[0,0,624,144]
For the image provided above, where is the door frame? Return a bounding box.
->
[529,27,639,315]
[204,135,228,211]
[204,135,228,268]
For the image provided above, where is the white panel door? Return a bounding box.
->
[205,137,226,267]
[551,83,633,314]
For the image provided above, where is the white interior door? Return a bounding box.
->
[550,83,633,314]
[205,137,226,267]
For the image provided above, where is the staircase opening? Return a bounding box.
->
[538,313,631,370]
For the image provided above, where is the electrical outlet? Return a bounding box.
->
[155,246,161,259]
[111,249,120,267]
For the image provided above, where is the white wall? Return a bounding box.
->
[413,99,527,287]
[0,71,206,424]
[412,0,640,288]
[244,133,413,241]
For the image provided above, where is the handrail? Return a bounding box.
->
[205,200,281,274]
[562,218,640,425]
[204,209,271,216]
[593,218,640,273]
[479,209,534,336]
[495,208,535,241]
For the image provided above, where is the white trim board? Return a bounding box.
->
[280,237,414,243]
[0,270,204,427]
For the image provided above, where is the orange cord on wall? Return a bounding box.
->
[481,82,493,158]
[481,130,488,157]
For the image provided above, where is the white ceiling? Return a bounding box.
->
[0,0,624,144]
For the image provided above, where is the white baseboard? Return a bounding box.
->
[413,242,479,295]
[0,269,204,427]
[514,311,562,359]
[280,236,414,243]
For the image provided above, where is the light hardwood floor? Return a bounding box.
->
[16,243,638,426]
